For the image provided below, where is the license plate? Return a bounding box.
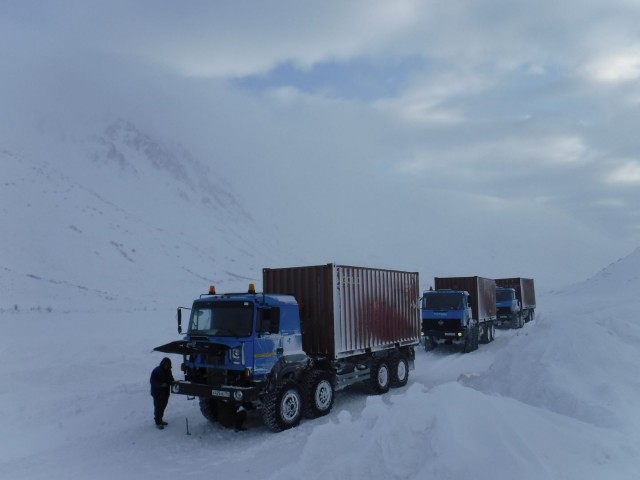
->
[211,389,230,398]
[444,333,456,337]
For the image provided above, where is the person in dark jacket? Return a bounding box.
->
[150,357,174,429]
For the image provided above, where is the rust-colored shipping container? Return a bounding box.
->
[263,264,421,359]
[495,277,536,309]
[434,276,497,323]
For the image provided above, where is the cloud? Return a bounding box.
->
[607,160,640,185]
[373,70,490,125]
[85,1,424,79]
[583,46,640,84]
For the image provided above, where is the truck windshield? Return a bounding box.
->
[496,290,515,302]
[423,293,463,310]
[188,301,254,337]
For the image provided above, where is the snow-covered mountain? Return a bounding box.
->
[1,119,293,313]
[4,114,629,318]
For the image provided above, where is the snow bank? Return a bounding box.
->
[266,382,634,480]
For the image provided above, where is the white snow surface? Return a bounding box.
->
[2,253,640,480]
[3,129,640,479]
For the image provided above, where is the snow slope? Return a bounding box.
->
[1,251,640,479]
[1,120,292,312]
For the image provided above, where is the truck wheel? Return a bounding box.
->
[303,371,335,418]
[479,324,489,344]
[199,398,219,423]
[464,324,479,352]
[463,331,473,353]
[216,402,239,429]
[424,336,436,352]
[390,355,409,388]
[368,360,391,394]
[262,380,303,432]
[473,324,480,351]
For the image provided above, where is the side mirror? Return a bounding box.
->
[177,308,182,334]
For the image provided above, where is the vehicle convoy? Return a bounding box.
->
[155,263,421,432]
[421,276,496,353]
[494,277,536,328]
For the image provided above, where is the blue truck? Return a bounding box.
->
[155,264,421,432]
[495,277,536,328]
[421,276,496,353]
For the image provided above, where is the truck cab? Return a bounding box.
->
[495,287,523,328]
[155,286,307,409]
[421,289,474,350]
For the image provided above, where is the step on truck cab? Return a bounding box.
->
[495,277,536,328]
[421,276,496,353]
[155,263,421,432]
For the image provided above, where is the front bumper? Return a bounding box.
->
[423,330,467,342]
[495,315,516,327]
[170,380,261,403]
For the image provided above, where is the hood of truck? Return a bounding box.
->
[155,335,294,378]
[154,339,234,356]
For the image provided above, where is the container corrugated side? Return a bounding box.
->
[264,264,420,358]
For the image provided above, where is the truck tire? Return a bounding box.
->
[303,370,335,419]
[480,324,489,344]
[390,355,409,388]
[463,324,480,353]
[199,398,219,423]
[262,380,303,432]
[463,328,474,353]
[473,324,480,350]
[480,323,495,344]
[462,332,473,353]
[368,359,391,394]
[424,336,436,352]
[216,401,239,428]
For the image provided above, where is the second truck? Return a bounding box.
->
[421,276,497,352]
[155,263,421,432]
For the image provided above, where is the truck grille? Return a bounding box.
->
[203,352,225,365]
[422,318,462,333]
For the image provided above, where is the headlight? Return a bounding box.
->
[233,391,244,401]
[230,346,242,364]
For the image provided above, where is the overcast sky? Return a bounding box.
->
[2,1,640,288]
